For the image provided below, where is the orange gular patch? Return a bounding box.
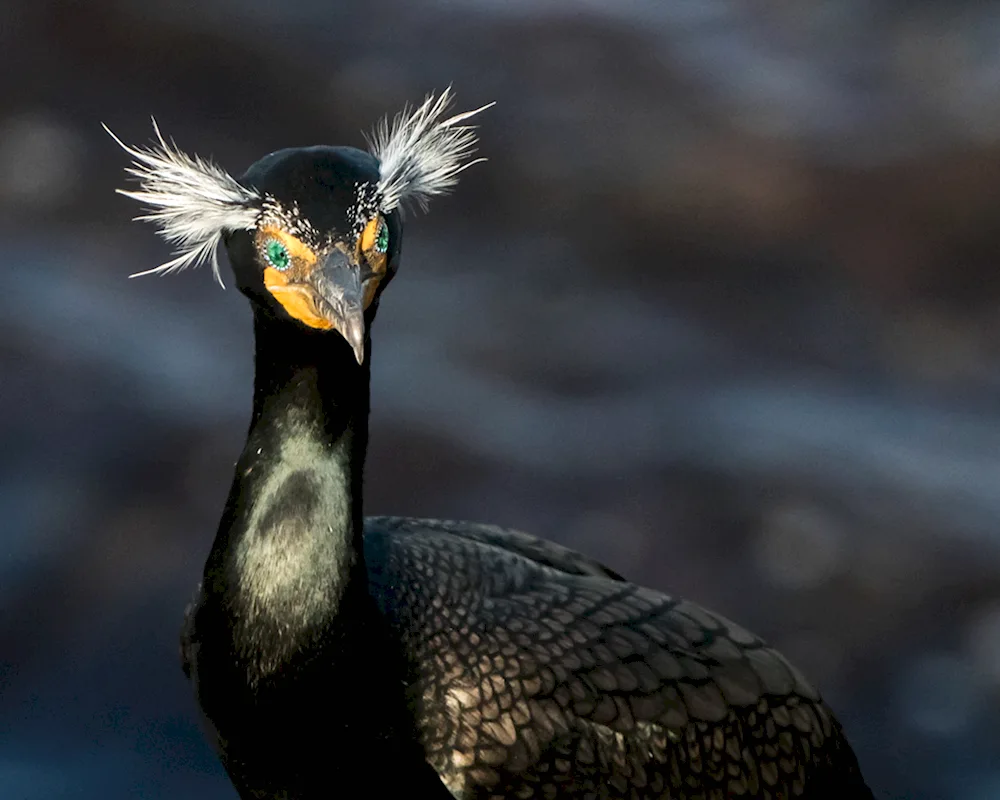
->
[262,267,335,330]
[362,278,379,310]
[256,225,334,330]
[360,216,381,252]
[358,217,388,309]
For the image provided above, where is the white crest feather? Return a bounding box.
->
[367,88,493,213]
[104,119,261,287]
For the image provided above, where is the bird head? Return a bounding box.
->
[107,90,492,364]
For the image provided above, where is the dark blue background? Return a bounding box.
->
[3,2,1000,797]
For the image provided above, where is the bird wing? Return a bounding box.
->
[365,515,626,580]
[364,517,871,799]
[179,583,226,757]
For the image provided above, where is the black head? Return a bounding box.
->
[225,146,404,362]
[108,90,492,363]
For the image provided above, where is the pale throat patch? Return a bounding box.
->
[233,428,351,668]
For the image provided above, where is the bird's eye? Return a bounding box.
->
[264,239,291,270]
[375,220,389,254]
[360,216,388,255]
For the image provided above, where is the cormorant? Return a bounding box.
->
[108,91,874,799]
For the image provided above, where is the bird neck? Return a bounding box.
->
[206,311,372,674]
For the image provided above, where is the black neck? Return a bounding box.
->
[204,311,372,673]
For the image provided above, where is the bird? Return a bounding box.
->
[108,90,874,799]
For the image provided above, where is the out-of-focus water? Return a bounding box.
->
[3,2,1000,797]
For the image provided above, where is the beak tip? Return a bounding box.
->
[346,313,366,366]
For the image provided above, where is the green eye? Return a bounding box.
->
[375,221,389,254]
[265,239,290,270]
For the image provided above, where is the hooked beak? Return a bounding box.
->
[310,250,367,364]
[263,248,369,364]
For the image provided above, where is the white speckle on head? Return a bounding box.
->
[258,195,327,249]
[348,181,382,238]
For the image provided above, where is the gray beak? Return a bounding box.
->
[312,250,367,364]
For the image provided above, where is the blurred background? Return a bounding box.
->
[2,1,1000,797]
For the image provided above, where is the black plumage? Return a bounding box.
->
[112,97,874,799]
